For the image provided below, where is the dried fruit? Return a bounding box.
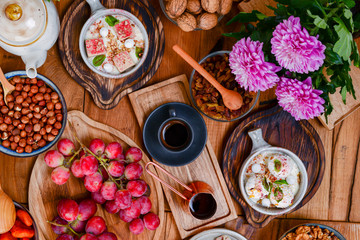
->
[186,0,202,14]
[165,0,187,18]
[197,13,218,30]
[176,12,197,32]
[201,0,219,13]
[218,0,232,15]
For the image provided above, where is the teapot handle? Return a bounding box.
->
[248,128,270,153]
[86,0,106,14]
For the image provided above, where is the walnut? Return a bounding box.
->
[166,0,187,18]
[186,0,202,14]
[197,12,217,30]
[201,0,220,13]
[295,226,311,235]
[176,12,197,32]
[295,234,310,240]
[218,0,232,15]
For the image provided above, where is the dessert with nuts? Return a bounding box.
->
[244,152,300,208]
[191,53,256,121]
[282,225,340,240]
[0,76,64,154]
[84,15,145,75]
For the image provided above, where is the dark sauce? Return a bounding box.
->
[189,193,217,220]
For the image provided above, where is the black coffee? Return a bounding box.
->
[189,193,217,220]
[163,121,189,149]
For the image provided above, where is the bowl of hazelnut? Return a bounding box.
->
[0,71,67,157]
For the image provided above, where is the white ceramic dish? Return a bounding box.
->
[79,0,149,79]
[190,228,248,240]
[238,128,308,216]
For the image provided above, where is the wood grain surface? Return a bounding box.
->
[28,110,165,240]
[222,105,325,228]
[58,0,165,110]
[1,0,360,239]
[128,75,237,238]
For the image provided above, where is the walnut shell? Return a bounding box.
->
[186,0,202,14]
[176,12,197,32]
[218,0,232,15]
[201,0,220,13]
[197,12,218,30]
[166,0,187,18]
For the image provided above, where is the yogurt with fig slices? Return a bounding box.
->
[84,15,145,75]
[244,152,300,209]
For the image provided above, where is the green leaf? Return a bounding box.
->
[341,86,347,104]
[307,10,328,29]
[274,159,282,172]
[105,15,119,27]
[135,47,144,59]
[333,17,353,60]
[227,10,267,25]
[274,180,289,185]
[351,41,360,67]
[222,32,250,40]
[354,13,360,31]
[93,55,106,67]
[274,187,284,202]
[343,9,354,32]
[343,0,355,8]
[262,177,270,192]
[324,45,343,65]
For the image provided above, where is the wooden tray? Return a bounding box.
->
[58,0,165,110]
[128,75,237,239]
[28,110,165,240]
[222,105,325,228]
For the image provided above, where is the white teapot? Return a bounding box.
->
[0,0,60,78]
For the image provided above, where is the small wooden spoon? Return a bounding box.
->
[0,67,15,106]
[0,177,16,234]
[172,45,243,111]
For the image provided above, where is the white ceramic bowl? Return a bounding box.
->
[238,128,308,216]
[79,0,149,79]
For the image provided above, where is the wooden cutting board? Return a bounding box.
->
[28,110,165,240]
[128,74,237,239]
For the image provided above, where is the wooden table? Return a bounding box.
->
[1,0,360,239]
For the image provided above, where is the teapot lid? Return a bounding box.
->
[0,0,46,46]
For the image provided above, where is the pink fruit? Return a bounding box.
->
[89,139,105,156]
[78,199,97,221]
[84,172,103,193]
[104,142,123,159]
[57,199,79,222]
[125,147,142,163]
[85,38,106,57]
[119,209,133,223]
[51,166,70,185]
[100,181,117,200]
[117,153,125,160]
[51,216,69,234]
[137,196,152,215]
[99,167,109,181]
[124,163,143,180]
[98,232,117,240]
[123,199,141,219]
[91,191,106,204]
[129,218,144,235]
[143,212,160,230]
[107,160,125,177]
[114,190,132,209]
[80,155,98,176]
[70,219,86,233]
[44,150,64,168]
[71,160,84,178]
[80,233,98,240]
[126,180,147,197]
[86,216,106,236]
[57,139,75,156]
[105,200,120,214]
[57,234,74,240]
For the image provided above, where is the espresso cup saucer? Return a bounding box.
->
[143,102,207,166]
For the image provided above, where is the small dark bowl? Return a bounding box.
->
[1,71,67,157]
[279,223,346,240]
[13,201,39,239]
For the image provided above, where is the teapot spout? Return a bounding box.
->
[21,50,47,78]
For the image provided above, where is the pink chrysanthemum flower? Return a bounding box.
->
[229,37,281,92]
[276,77,325,120]
[271,16,326,74]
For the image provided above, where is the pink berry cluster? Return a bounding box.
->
[50,198,117,240]
[44,138,160,235]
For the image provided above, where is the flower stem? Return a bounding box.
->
[47,221,82,237]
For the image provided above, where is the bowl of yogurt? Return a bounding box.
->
[79,0,149,78]
[238,128,308,215]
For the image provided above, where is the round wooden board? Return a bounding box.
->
[222,105,325,228]
[28,110,165,240]
[58,0,165,110]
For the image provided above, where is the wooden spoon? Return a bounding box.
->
[0,177,16,234]
[172,45,243,110]
[0,67,15,106]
